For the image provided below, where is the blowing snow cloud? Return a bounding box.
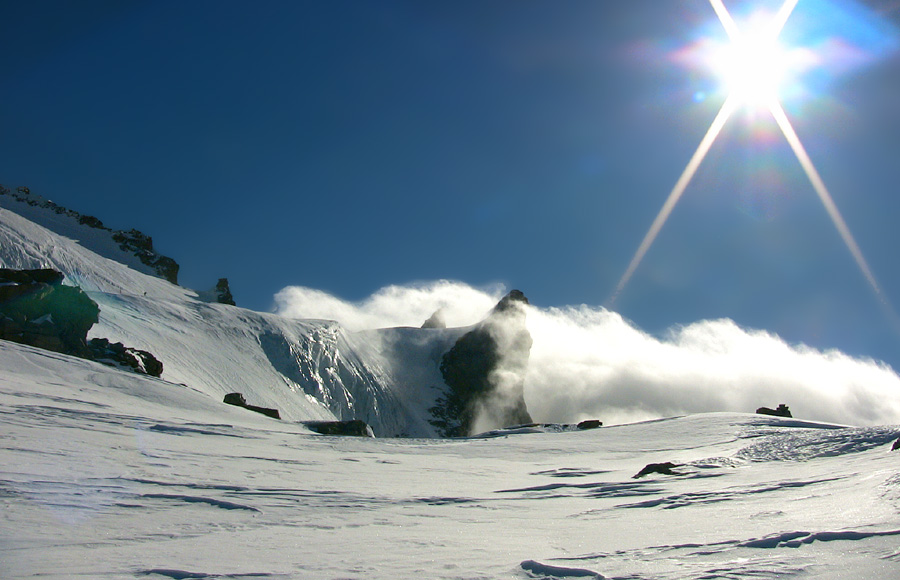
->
[274,281,900,427]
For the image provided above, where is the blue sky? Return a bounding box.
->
[3,0,900,367]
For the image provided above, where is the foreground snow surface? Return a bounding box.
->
[3,341,900,579]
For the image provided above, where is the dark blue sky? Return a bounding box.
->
[3,1,900,366]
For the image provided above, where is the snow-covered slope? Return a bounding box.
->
[4,190,900,578]
[0,187,179,283]
[0,202,461,436]
[2,338,899,579]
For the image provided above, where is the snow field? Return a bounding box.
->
[2,340,900,579]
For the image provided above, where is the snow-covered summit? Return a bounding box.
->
[0,185,179,283]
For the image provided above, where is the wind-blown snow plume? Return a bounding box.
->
[274,281,504,331]
[526,306,900,427]
[274,281,900,427]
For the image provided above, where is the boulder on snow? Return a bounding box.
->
[0,268,99,358]
[633,462,681,479]
[88,337,163,377]
[577,419,603,430]
[306,420,375,437]
[756,404,792,418]
[0,269,166,376]
[891,437,900,451]
[0,268,64,288]
[431,289,533,437]
[223,392,281,419]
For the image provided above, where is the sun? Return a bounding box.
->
[708,0,798,107]
[714,27,790,106]
[609,0,891,316]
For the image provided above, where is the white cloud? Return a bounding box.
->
[273,280,505,331]
[274,281,900,427]
[525,306,900,427]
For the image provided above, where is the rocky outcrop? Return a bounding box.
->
[213,278,235,306]
[0,268,99,357]
[197,278,236,306]
[0,185,180,284]
[305,420,375,437]
[88,338,163,377]
[0,268,163,377]
[430,290,533,437]
[111,229,179,284]
[223,392,281,419]
[757,404,792,418]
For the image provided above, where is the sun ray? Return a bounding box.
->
[768,99,888,304]
[608,94,738,306]
[771,0,800,36]
[709,0,741,41]
[609,0,894,321]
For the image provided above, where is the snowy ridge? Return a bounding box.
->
[0,201,455,436]
[0,187,178,283]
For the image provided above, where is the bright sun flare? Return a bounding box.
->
[716,30,789,105]
[610,0,891,318]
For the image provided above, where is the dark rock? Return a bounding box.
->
[421,309,446,329]
[223,392,281,419]
[112,229,180,284]
[0,268,64,286]
[77,214,105,229]
[88,338,164,377]
[112,228,153,252]
[152,256,180,285]
[306,420,375,437]
[214,278,235,306]
[892,437,900,451]
[0,269,99,357]
[0,268,164,376]
[431,290,533,437]
[224,392,247,406]
[756,404,792,418]
[633,462,681,479]
[577,419,603,430]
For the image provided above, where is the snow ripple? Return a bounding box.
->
[141,493,260,512]
[618,477,842,510]
[736,425,900,462]
[741,528,900,548]
[137,570,282,579]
